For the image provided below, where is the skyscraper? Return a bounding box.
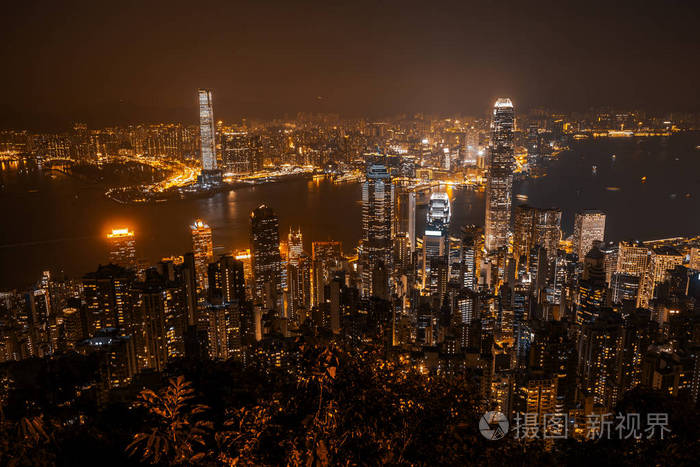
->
[395,188,416,252]
[221,131,251,174]
[485,98,515,253]
[288,227,304,267]
[198,89,217,171]
[190,219,213,291]
[573,210,606,261]
[250,205,282,312]
[513,205,562,265]
[107,228,136,269]
[360,164,394,298]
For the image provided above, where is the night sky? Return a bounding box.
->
[2,0,699,129]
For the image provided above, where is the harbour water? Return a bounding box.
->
[1,133,699,288]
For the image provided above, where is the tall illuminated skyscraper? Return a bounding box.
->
[107,228,137,269]
[360,164,394,297]
[573,210,606,261]
[485,98,515,253]
[198,89,217,171]
[250,205,282,312]
[190,219,214,291]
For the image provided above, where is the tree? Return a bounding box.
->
[126,375,212,465]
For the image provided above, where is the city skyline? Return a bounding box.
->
[1,3,699,464]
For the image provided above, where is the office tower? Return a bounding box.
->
[360,164,394,298]
[207,255,246,304]
[637,246,684,309]
[485,98,515,253]
[690,247,700,271]
[221,131,251,174]
[190,219,214,291]
[82,264,136,335]
[107,228,136,269]
[616,240,649,276]
[395,188,416,251]
[250,205,282,312]
[573,210,606,261]
[513,205,561,266]
[288,227,304,266]
[311,241,343,306]
[198,89,217,171]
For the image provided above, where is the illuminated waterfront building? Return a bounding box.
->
[360,164,394,298]
[250,205,283,312]
[616,240,649,276]
[485,98,514,253]
[573,210,606,261]
[221,131,251,174]
[427,191,451,226]
[107,228,136,269]
[198,89,217,171]
[190,219,214,291]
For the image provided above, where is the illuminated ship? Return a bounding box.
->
[427,191,451,225]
